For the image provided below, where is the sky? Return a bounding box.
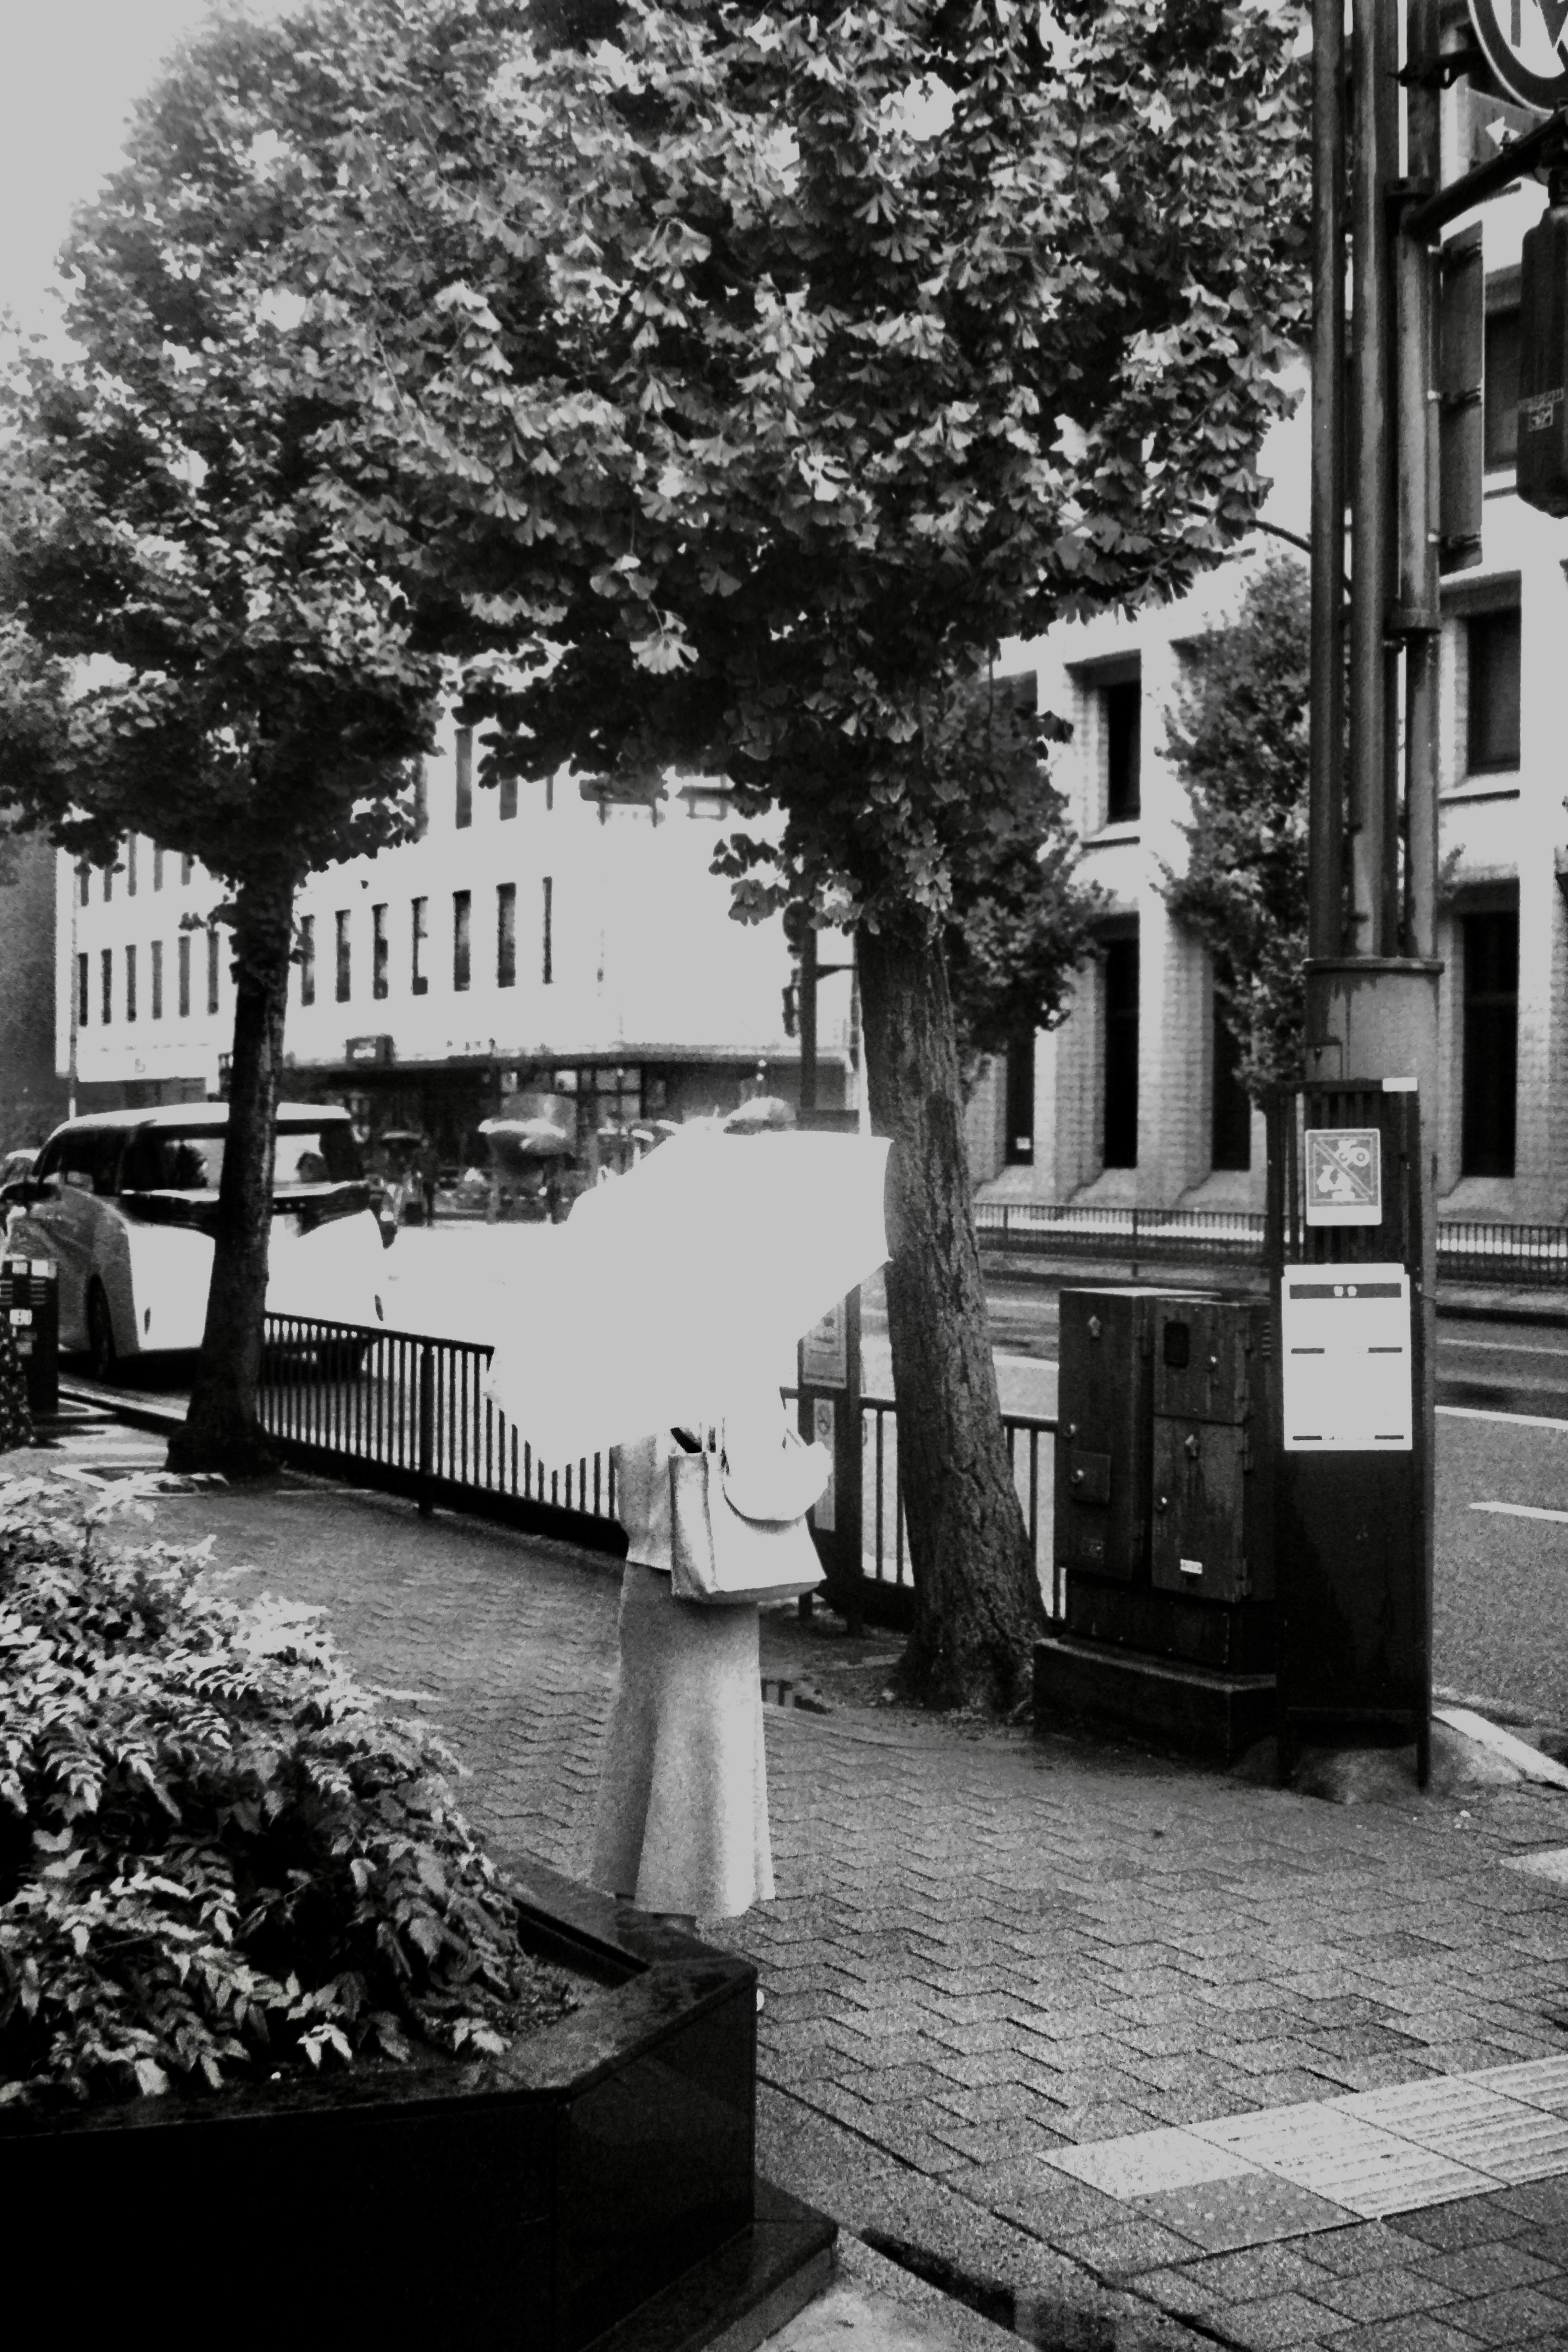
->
[0,1,289,341]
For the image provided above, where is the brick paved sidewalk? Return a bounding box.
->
[133,1471,1568,2352]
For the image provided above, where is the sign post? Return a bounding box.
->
[797,1289,864,1633]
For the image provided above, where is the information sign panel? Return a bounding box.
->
[1304,1127,1382,1226]
[1468,1,1568,113]
[1281,1265,1412,1453]
[800,1298,849,1389]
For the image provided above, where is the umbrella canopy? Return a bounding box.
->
[483,1127,889,1463]
[478,1114,576,1160]
[723,1095,795,1133]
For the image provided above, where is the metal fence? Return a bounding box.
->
[259,1313,1059,1628]
[975,1199,1568,1289]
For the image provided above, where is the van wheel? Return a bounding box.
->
[87,1285,120,1384]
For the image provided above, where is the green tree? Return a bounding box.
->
[1159,552,1311,1097]
[0,58,443,1474]
[252,0,1308,1707]
[933,679,1104,1093]
[62,0,1309,1703]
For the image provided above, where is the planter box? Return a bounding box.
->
[0,1855,832,2349]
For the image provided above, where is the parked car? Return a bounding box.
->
[0,1105,387,1381]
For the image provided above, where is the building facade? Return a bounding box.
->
[977,69,1566,1225]
[57,726,859,1169]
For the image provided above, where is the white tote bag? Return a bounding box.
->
[668,1423,830,1606]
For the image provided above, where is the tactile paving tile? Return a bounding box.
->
[1041,2127,1258,2199]
[1335,2077,1568,2186]
[1503,1846,1568,1887]
[1132,2170,1356,2254]
[1189,2101,1497,2218]
[1474,2055,1568,2115]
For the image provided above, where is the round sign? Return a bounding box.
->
[1470,0,1568,112]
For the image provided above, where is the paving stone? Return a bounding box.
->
[1133,2174,1357,2254]
[1446,2287,1568,2345]
[1206,2289,1358,2348]
[1406,2241,1561,2299]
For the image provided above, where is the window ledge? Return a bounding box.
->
[1087,822,1141,846]
[1442,776,1519,804]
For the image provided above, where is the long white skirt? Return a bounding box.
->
[590,1562,774,1918]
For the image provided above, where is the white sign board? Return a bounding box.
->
[1469,1,1568,113]
[800,1297,849,1389]
[1281,1265,1413,1453]
[1305,1127,1382,1227]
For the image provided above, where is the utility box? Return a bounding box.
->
[1055,1288,1168,1584]
[1149,1297,1276,1611]
[2,1255,59,1417]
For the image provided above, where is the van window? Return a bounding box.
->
[118,1122,362,1193]
[59,1129,124,1196]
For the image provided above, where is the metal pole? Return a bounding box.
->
[798,921,818,1117]
[1348,0,1397,956]
[1399,0,1441,964]
[1309,0,1347,964]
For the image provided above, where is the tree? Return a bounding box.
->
[0,24,444,1475]
[222,0,1309,1708]
[1159,552,1311,1097]
[933,678,1104,1093]
[80,0,1309,1703]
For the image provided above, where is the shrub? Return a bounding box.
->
[0,1472,579,2108]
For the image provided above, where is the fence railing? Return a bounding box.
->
[975,1200,1568,1289]
[259,1314,1058,1629]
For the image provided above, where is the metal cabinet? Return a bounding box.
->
[1056,1289,1203,1584]
[1149,1298,1274,1606]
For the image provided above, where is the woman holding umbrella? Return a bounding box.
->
[483,1122,889,1928]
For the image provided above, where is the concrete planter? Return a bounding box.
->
[0,1855,831,2349]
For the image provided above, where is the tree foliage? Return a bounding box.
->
[0,1474,577,2110]
[935,679,1103,1087]
[1159,552,1311,1096]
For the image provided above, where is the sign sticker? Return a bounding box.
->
[1305,1128,1382,1227]
[1469,1,1568,113]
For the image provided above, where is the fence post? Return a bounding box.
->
[1130,1204,1140,1283]
[418,1343,435,1519]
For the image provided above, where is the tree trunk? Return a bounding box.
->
[857,925,1045,1713]
[166,876,295,1477]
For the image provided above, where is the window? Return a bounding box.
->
[1485,284,1520,470]
[103,862,112,903]
[125,945,137,1022]
[1467,608,1521,773]
[178,933,191,1018]
[335,910,351,1003]
[1211,991,1252,1171]
[455,729,473,829]
[372,903,389,999]
[1004,1033,1034,1165]
[76,861,89,907]
[153,843,165,892]
[207,926,221,1016]
[59,1127,122,1197]
[497,882,517,987]
[411,897,429,995]
[412,763,429,841]
[1102,935,1138,1168]
[1101,673,1142,822]
[299,913,316,1007]
[151,940,163,1021]
[100,948,113,1024]
[1461,909,1518,1178]
[76,952,89,1027]
[499,773,517,820]
[542,875,554,985]
[181,853,194,885]
[453,889,472,991]
[127,836,138,895]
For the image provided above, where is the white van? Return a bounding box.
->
[2,1103,387,1380]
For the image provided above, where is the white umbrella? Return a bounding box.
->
[483,1128,889,1463]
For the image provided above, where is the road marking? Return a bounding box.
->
[1439,1404,1568,1432]
[1471,1500,1568,1523]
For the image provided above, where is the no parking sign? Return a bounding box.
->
[1470,1,1568,113]
[1304,1127,1382,1227]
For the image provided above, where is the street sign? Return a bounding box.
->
[1468,1,1568,114]
[1303,1127,1382,1226]
[1281,1266,1413,1454]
